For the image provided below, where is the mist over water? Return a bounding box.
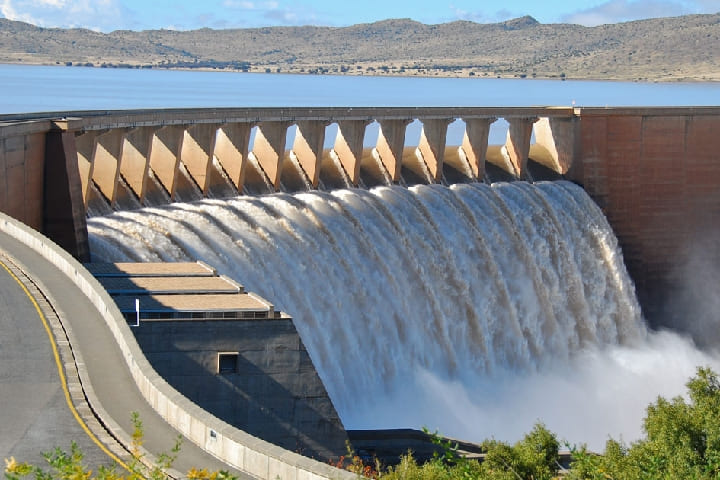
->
[87,181,720,449]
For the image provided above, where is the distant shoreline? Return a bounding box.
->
[1,60,715,84]
[3,14,720,84]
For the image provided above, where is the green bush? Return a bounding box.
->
[4,412,236,480]
[9,368,720,480]
[568,366,720,480]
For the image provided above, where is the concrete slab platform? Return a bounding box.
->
[96,275,243,295]
[85,262,216,277]
[113,293,274,315]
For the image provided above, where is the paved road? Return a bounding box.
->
[0,254,110,469]
[0,230,250,479]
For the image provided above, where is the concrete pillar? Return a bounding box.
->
[503,117,538,179]
[180,123,219,194]
[74,130,102,206]
[533,116,577,174]
[417,118,454,182]
[121,126,156,202]
[92,128,126,206]
[333,120,371,186]
[461,118,496,180]
[215,122,252,191]
[292,120,329,188]
[149,125,184,199]
[375,119,412,182]
[43,128,89,261]
[0,128,45,230]
[252,121,292,190]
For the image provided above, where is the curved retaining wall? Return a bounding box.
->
[0,211,355,480]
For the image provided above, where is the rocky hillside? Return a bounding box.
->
[1,14,719,81]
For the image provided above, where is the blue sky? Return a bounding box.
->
[1,0,719,32]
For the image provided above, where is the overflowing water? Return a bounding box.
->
[87,181,720,448]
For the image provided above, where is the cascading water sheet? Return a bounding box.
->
[88,181,655,445]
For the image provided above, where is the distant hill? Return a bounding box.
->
[1,14,719,81]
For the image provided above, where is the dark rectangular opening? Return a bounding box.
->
[218,352,238,374]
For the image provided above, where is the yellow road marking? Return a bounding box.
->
[0,257,131,472]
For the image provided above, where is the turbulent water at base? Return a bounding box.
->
[87,181,720,448]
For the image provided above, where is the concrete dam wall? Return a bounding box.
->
[2,105,720,470]
[2,106,719,334]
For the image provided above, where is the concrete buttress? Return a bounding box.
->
[43,128,89,261]
[417,118,454,182]
[503,117,538,179]
[92,128,126,206]
[74,130,102,206]
[376,119,412,182]
[534,116,577,174]
[292,120,328,187]
[180,123,220,194]
[461,118,495,180]
[121,127,156,202]
[333,120,371,186]
[252,121,292,190]
[214,123,252,192]
[149,125,184,199]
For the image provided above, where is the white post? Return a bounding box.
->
[134,298,140,327]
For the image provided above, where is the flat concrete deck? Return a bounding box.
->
[96,275,243,295]
[85,262,217,277]
[113,293,273,314]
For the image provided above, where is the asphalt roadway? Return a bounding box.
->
[0,230,251,479]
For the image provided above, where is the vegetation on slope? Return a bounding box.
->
[1,14,719,81]
[7,367,720,479]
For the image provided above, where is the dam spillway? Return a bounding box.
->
[4,106,720,448]
[86,180,647,442]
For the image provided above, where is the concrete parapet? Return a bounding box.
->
[0,211,356,480]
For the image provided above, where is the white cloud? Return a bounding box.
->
[449,5,522,24]
[223,0,256,8]
[563,0,720,26]
[0,0,39,23]
[0,0,130,31]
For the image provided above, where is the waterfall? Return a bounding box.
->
[88,180,658,445]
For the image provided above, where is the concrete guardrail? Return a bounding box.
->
[0,211,355,480]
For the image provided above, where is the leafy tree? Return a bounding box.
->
[480,423,560,480]
[569,366,720,480]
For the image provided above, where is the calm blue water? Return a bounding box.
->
[1,63,719,114]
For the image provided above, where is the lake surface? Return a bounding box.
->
[1,63,719,114]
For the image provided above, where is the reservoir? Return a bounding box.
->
[2,63,720,114]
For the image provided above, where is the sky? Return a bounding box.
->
[0,0,719,32]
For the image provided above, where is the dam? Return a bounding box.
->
[2,106,720,475]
